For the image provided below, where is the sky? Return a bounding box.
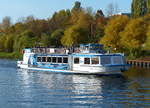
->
[0,0,131,23]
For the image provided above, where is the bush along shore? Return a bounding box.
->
[0,52,23,59]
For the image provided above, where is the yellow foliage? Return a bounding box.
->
[61,11,93,47]
[100,15,129,50]
[120,18,147,49]
[145,25,150,50]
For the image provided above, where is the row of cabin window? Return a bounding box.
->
[37,57,68,63]
[74,57,100,65]
[74,56,122,65]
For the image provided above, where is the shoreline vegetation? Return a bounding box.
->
[0,52,23,59]
[0,52,15,59]
[0,1,150,60]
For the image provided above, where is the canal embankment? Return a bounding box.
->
[127,57,150,68]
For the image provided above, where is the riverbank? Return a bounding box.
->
[0,52,23,59]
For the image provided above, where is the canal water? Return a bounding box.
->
[0,59,150,108]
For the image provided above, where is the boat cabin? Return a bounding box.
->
[79,43,105,54]
[71,53,125,72]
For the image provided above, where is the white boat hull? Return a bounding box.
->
[17,62,129,75]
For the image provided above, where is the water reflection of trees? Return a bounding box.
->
[123,67,150,107]
[124,67,150,78]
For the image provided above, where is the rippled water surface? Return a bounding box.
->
[0,59,150,108]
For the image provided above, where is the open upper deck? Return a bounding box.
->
[23,48,69,54]
[23,43,106,54]
[79,43,105,54]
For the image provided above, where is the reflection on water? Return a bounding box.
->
[0,59,150,108]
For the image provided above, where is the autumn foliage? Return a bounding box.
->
[0,1,150,59]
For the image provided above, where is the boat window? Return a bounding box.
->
[52,57,57,63]
[58,57,62,63]
[101,56,111,65]
[91,57,99,64]
[47,57,51,62]
[37,57,41,62]
[84,58,90,64]
[63,57,68,63]
[113,56,122,64]
[74,57,79,64]
[42,57,46,62]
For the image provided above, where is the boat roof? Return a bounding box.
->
[80,43,103,47]
[71,53,124,57]
[34,54,68,56]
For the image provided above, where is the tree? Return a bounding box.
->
[70,1,83,25]
[95,10,104,19]
[71,1,82,12]
[13,31,36,52]
[94,22,105,43]
[51,29,64,46]
[14,22,27,34]
[48,10,71,33]
[120,18,147,56]
[61,11,93,47]
[27,19,49,36]
[86,7,94,16]
[131,0,147,18]
[0,34,6,51]
[1,16,11,29]
[61,25,88,47]
[4,34,14,52]
[40,33,51,47]
[25,16,35,23]
[100,15,129,51]
[94,10,106,42]
[144,24,150,50]
[147,0,150,13]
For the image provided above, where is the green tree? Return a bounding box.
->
[1,16,11,30]
[61,25,89,47]
[40,33,51,47]
[4,34,14,52]
[131,0,147,18]
[14,22,27,34]
[71,1,82,12]
[51,29,64,46]
[48,10,71,33]
[61,11,93,47]
[147,0,150,13]
[144,24,150,50]
[13,31,36,52]
[0,34,6,51]
[93,10,106,43]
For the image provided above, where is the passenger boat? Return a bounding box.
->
[17,44,130,75]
